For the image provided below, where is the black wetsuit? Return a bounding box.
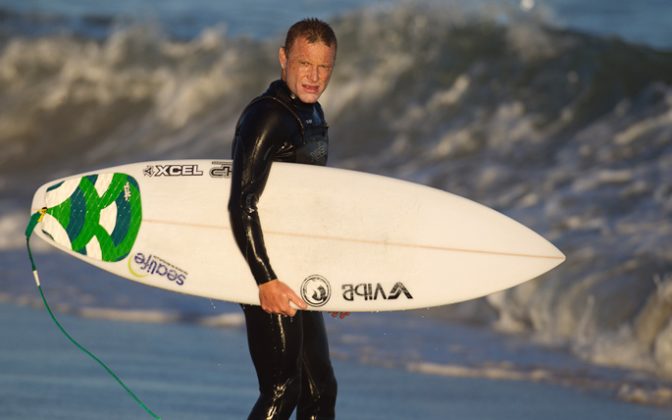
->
[228,80,337,420]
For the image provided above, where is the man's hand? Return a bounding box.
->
[259,279,307,317]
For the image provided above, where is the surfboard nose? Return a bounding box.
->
[549,242,566,266]
[541,243,565,277]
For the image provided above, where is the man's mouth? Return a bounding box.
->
[302,84,319,93]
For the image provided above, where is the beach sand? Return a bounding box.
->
[2,302,670,420]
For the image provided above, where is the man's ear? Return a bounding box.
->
[278,47,288,72]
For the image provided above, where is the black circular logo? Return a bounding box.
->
[301,275,331,307]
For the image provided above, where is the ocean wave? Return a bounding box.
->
[1,1,672,382]
[78,306,244,327]
[408,361,672,407]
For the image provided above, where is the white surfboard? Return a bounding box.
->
[30,160,564,312]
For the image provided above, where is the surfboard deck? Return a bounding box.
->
[30,160,564,312]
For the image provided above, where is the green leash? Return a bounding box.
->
[26,209,161,419]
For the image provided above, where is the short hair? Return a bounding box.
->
[284,18,337,55]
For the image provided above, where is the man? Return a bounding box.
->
[228,19,339,420]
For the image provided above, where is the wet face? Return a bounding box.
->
[279,36,336,104]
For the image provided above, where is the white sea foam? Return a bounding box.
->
[0,210,53,252]
[409,361,672,406]
[78,307,245,327]
[408,361,553,382]
[0,211,26,251]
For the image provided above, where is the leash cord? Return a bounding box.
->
[26,210,161,419]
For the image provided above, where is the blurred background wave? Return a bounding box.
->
[1,0,671,395]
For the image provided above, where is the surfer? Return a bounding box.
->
[228,18,340,420]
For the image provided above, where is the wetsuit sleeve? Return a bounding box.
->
[228,100,294,285]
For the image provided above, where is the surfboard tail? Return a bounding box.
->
[32,172,143,263]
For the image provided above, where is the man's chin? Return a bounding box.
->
[297,89,322,103]
[298,95,320,104]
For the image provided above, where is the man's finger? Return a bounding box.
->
[288,291,308,310]
[285,305,297,317]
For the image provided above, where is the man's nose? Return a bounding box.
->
[309,66,319,82]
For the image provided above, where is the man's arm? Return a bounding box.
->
[228,100,307,315]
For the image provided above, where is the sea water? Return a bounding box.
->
[2,301,671,419]
[1,0,672,415]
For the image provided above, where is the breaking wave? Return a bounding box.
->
[1,2,672,384]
